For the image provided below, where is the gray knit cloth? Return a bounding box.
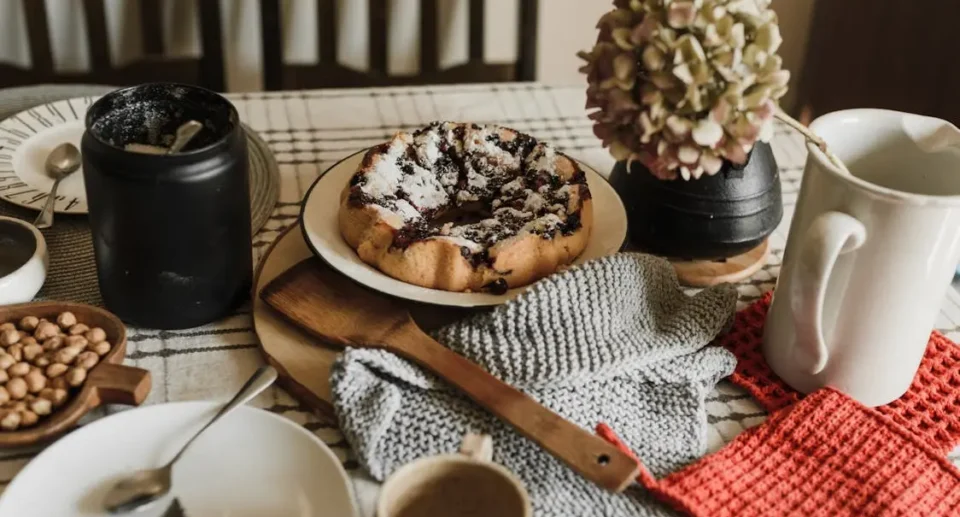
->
[332,253,738,516]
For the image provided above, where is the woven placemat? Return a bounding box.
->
[0,85,280,306]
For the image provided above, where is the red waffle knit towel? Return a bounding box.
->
[601,388,960,516]
[718,293,960,455]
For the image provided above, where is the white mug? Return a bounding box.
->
[764,109,960,407]
[377,434,531,517]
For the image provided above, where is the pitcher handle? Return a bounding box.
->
[793,211,867,374]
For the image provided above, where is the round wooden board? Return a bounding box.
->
[670,239,770,287]
[253,225,341,422]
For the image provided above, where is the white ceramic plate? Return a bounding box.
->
[0,402,360,517]
[0,97,96,214]
[300,149,628,307]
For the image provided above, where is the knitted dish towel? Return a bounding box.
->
[331,253,738,517]
[601,388,960,517]
[718,293,960,455]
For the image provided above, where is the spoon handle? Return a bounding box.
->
[166,365,278,467]
[34,178,62,230]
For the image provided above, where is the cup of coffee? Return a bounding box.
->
[377,434,531,517]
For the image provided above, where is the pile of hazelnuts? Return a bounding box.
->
[0,312,113,431]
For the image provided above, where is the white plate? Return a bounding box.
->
[0,97,97,214]
[0,403,360,517]
[300,149,628,307]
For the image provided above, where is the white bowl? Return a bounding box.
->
[0,216,47,305]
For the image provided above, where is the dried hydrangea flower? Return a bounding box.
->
[579,0,790,180]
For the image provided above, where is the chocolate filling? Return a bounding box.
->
[348,122,589,270]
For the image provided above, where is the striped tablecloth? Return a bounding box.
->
[3,83,960,516]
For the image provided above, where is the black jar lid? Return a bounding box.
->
[85,83,239,156]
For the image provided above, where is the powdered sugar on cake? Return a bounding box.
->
[347,122,590,254]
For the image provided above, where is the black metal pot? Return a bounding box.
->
[609,142,783,260]
[81,83,252,329]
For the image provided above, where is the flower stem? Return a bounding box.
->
[774,108,850,173]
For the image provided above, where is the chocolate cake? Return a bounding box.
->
[338,122,593,293]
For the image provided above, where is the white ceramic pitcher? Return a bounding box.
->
[764,109,960,407]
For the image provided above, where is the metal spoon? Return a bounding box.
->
[103,365,278,514]
[33,143,81,230]
[167,120,204,154]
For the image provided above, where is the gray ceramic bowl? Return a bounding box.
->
[0,217,47,305]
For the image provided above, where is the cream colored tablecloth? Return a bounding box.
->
[3,83,960,516]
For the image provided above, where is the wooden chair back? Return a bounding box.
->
[0,0,225,91]
[796,0,960,126]
[260,0,539,90]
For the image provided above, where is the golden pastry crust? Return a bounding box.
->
[339,122,593,293]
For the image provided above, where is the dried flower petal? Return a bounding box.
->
[665,115,693,140]
[678,144,701,164]
[667,1,697,29]
[611,28,635,50]
[692,119,723,147]
[700,150,724,174]
[613,53,637,81]
[755,23,783,53]
[642,45,666,72]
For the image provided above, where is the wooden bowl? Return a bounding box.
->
[0,301,151,447]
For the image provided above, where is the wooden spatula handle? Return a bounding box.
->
[389,325,641,493]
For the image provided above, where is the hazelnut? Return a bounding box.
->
[0,354,14,371]
[0,410,20,431]
[6,344,22,362]
[42,336,63,352]
[7,362,29,378]
[19,409,38,427]
[18,316,39,332]
[76,351,99,370]
[56,312,77,329]
[93,342,112,357]
[45,364,68,378]
[65,368,86,387]
[33,321,59,341]
[50,377,68,391]
[33,355,51,368]
[0,323,14,332]
[6,378,27,399]
[22,343,43,362]
[68,323,89,336]
[19,336,38,348]
[64,335,88,350]
[0,329,18,347]
[28,398,51,416]
[85,328,107,344]
[0,387,9,405]
[6,401,26,412]
[55,346,82,365]
[24,370,45,393]
[50,389,68,407]
[0,370,8,384]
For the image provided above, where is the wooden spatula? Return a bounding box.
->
[260,258,640,492]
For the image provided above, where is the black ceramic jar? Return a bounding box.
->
[81,83,252,329]
[609,142,783,260]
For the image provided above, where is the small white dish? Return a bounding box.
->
[0,216,47,305]
[0,402,361,517]
[300,149,628,307]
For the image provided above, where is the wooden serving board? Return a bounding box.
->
[252,225,479,422]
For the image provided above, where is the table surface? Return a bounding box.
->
[3,83,960,516]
